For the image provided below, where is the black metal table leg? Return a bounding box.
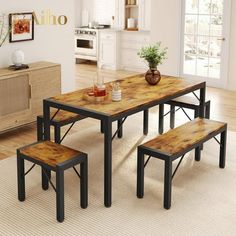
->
[104,118,112,207]
[137,147,145,198]
[80,155,88,209]
[220,129,227,168]
[117,119,123,138]
[199,85,206,118]
[143,109,149,135]
[195,146,201,161]
[164,159,172,209]
[56,168,64,223]
[100,120,104,133]
[159,104,164,134]
[17,152,25,202]
[170,104,175,129]
[42,100,51,190]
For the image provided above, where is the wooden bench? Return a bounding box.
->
[137,118,227,209]
[38,110,124,143]
[158,95,211,134]
[37,110,85,143]
[17,141,88,222]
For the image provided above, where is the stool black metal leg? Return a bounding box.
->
[100,120,104,134]
[117,119,123,138]
[54,125,61,144]
[37,117,43,141]
[42,168,51,190]
[164,159,172,209]
[195,146,201,161]
[137,148,145,198]
[17,153,25,202]
[56,169,64,223]
[205,101,211,119]
[170,105,175,129]
[80,156,88,209]
[159,104,164,134]
[219,130,227,168]
[143,109,149,135]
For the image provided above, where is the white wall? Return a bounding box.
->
[150,0,182,77]
[0,0,75,93]
[75,0,82,27]
[227,0,236,91]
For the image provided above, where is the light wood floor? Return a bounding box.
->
[0,63,236,160]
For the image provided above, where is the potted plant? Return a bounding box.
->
[138,42,167,85]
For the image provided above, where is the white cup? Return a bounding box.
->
[112,90,121,101]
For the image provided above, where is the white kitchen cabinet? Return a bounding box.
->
[120,31,150,71]
[98,31,120,70]
[138,0,151,31]
[115,0,150,31]
[115,0,125,29]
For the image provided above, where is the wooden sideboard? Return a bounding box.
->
[0,61,61,133]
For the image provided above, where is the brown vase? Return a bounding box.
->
[145,68,161,85]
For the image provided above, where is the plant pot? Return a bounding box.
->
[145,68,161,85]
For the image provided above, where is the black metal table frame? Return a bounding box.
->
[43,81,206,208]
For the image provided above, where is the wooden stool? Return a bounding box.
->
[37,110,85,143]
[17,141,88,222]
[137,118,227,209]
[158,96,211,134]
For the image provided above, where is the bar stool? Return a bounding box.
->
[17,141,88,222]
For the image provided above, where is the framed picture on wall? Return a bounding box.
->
[9,12,34,43]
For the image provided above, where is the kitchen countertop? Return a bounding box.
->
[75,27,150,33]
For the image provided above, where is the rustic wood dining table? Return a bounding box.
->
[42,74,206,207]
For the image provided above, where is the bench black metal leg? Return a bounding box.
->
[164,159,172,209]
[170,105,175,129]
[220,130,227,168]
[56,169,64,222]
[143,109,149,135]
[54,125,61,144]
[159,104,164,134]
[117,119,123,138]
[17,153,25,202]
[80,156,88,209]
[37,116,43,141]
[137,148,145,198]
[42,168,51,190]
[195,146,201,161]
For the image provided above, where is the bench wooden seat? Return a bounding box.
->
[137,118,227,209]
[159,95,211,134]
[40,110,84,124]
[17,141,88,222]
[20,141,83,167]
[37,110,85,143]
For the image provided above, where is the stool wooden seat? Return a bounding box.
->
[17,141,88,222]
[137,118,227,209]
[158,95,211,134]
[37,110,85,143]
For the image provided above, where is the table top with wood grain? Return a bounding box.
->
[47,74,205,118]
